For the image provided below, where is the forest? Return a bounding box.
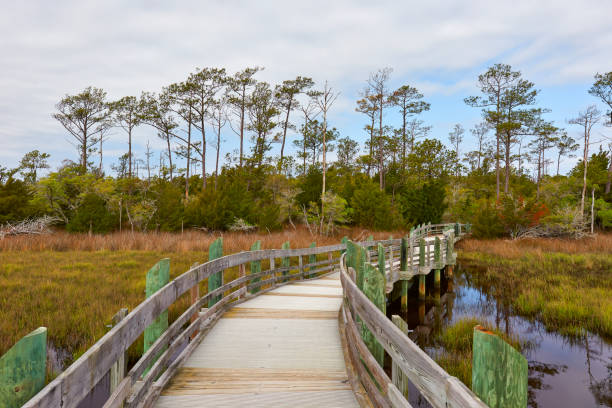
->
[1,65,611,238]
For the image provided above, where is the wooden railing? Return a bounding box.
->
[339,223,486,408]
[22,239,387,408]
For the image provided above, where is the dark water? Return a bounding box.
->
[387,266,612,408]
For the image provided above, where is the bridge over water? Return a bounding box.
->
[8,223,509,408]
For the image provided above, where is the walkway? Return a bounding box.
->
[154,271,360,408]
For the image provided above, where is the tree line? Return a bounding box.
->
[0,65,610,237]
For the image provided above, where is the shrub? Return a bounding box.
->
[66,193,117,233]
[351,182,403,230]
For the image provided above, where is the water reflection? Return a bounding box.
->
[387,265,612,408]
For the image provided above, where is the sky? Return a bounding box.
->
[1,0,611,177]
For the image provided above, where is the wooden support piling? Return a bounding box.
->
[419,239,426,299]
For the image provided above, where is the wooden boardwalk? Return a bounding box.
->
[155,272,360,408]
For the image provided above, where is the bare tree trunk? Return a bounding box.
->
[581,127,589,217]
[495,131,500,199]
[215,114,221,190]
[504,132,510,194]
[201,117,207,189]
[166,133,173,181]
[128,128,132,178]
[279,98,292,170]
[239,86,246,167]
[99,135,103,174]
[185,110,191,199]
[606,144,612,194]
[591,188,595,233]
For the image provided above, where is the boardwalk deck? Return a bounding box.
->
[154,271,360,408]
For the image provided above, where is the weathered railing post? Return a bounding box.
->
[269,256,276,287]
[377,243,386,277]
[110,308,128,398]
[282,241,290,282]
[445,231,455,278]
[0,327,47,408]
[189,262,200,328]
[341,236,348,253]
[400,237,408,311]
[298,255,303,280]
[309,242,316,277]
[391,316,410,400]
[143,258,170,376]
[419,238,426,299]
[249,240,262,294]
[208,238,223,307]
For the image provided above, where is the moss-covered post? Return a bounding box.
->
[362,263,386,366]
[0,327,46,408]
[400,237,408,311]
[419,238,426,299]
[282,241,290,282]
[346,240,367,291]
[454,222,460,236]
[208,238,223,307]
[446,231,455,278]
[434,237,441,288]
[309,242,316,276]
[377,243,386,278]
[144,258,170,373]
[391,316,410,399]
[341,236,348,254]
[472,326,528,408]
[249,240,262,294]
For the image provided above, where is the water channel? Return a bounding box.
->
[386,265,612,407]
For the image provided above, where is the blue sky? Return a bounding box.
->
[1,1,610,177]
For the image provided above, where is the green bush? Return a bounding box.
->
[66,193,117,233]
[0,177,38,223]
[351,182,403,230]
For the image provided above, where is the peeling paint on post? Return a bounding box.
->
[282,241,291,281]
[208,238,223,307]
[362,263,386,366]
[0,327,46,408]
[472,326,528,408]
[249,240,262,294]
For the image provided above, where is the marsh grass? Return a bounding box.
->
[457,234,612,338]
[0,227,403,372]
[434,317,523,388]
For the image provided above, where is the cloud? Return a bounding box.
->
[1,0,611,172]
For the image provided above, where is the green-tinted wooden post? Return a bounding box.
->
[399,237,408,311]
[391,316,410,399]
[472,326,528,408]
[341,236,348,254]
[208,238,223,307]
[282,241,291,282]
[309,242,316,276]
[418,238,426,299]
[377,243,386,277]
[250,240,262,294]
[144,258,170,359]
[434,237,441,287]
[362,263,386,366]
[346,241,367,291]
[0,327,46,408]
[454,222,460,236]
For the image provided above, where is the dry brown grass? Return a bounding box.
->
[0,225,403,253]
[458,232,612,256]
[0,226,405,373]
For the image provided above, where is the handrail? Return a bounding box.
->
[22,238,392,408]
[339,225,484,408]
